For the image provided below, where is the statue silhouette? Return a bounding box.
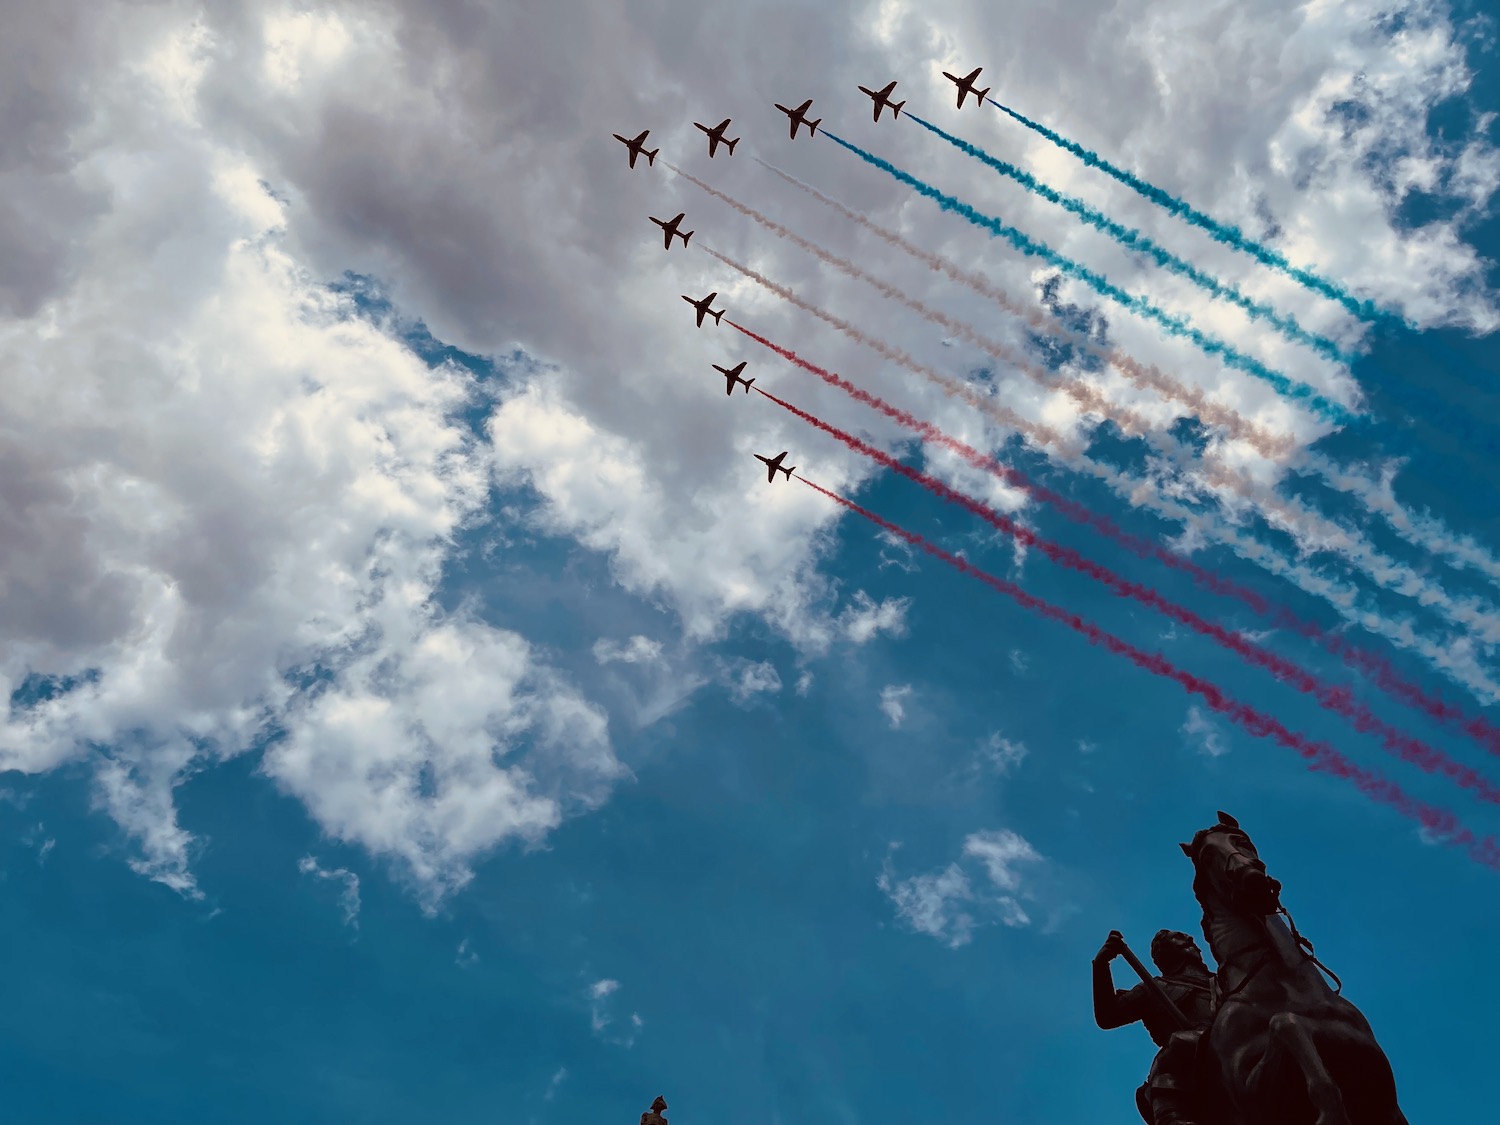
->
[1181,811,1409,1125]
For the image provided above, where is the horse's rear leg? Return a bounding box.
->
[1267,1012,1350,1125]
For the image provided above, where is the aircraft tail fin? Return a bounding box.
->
[646,148,658,166]
[893,99,906,118]
[726,137,739,155]
[710,308,724,324]
[683,231,694,246]
[745,378,755,392]
[976,87,991,104]
[809,118,821,136]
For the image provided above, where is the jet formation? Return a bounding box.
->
[713,361,755,395]
[774,98,821,139]
[618,67,1003,484]
[857,80,905,122]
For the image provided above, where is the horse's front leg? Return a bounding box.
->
[1240,1012,1350,1125]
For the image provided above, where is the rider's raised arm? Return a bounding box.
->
[1093,962,1148,1030]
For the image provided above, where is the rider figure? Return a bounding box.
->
[1093,929,1216,1125]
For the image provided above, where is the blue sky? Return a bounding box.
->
[3,1,1500,1123]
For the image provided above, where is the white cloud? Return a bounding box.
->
[1181,704,1231,757]
[593,635,665,666]
[0,30,625,904]
[722,659,783,705]
[5,0,1500,903]
[839,591,911,644]
[879,684,913,728]
[455,937,479,968]
[544,1067,568,1101]
[587,977,642,1046]
[298,854,362,929]
[795,670,815,696]
[880,828,1048,944]
[877,859,977,948]
[963,829,1043,896]
[976,733,1029,776]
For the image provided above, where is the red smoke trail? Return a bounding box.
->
[760,386,1500,806]
[795,474,1500,870]
[729,319,1500,760]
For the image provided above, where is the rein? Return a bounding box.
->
[1278,904,1343,996]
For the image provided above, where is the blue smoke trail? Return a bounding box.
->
[987,98,1389,323]
[906,113,1358,368]
[818,129,1356,426]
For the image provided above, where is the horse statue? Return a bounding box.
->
[1182,811,1409,1125]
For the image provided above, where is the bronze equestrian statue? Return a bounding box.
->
[1181,811,1408,1125]
[1096,811,1410,1125]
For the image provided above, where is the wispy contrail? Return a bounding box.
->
[685,212,1499,644]
[753,155,1296,460]
[816,130,1357,425]
[755,158,1500,585]
[1081,457,1500,708]
[985,98,1388,323]
[763,384,1500,804]
[732,320,1500,753]
[1296,451,1500,589]
[905,112,1356,367]
[698,243,1075,453]
[705,247,1500,700]
[798,475,1499,870]
[670,162,1170,448]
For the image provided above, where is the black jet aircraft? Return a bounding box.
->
[755,450,795,483]
[650,212,693,250]
[613,129,659,168]
[774,99,821,139]
[681,291,724,327]
[712,360,754,395]
[693,117,740,157]
[857,80,906,122]
[942,66,990,109]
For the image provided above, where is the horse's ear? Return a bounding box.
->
[1180,842,1194,855]
[1217,810,1240,828]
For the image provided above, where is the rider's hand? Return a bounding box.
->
[1094,929,1128,963]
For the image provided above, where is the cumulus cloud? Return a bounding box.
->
[879,829,1047,945]
[5,0,1498,903]
[593,636,666,666]
[721,658,783,705]
[839,591,912,644]
[877,858,977,948]
[0,12,624,903]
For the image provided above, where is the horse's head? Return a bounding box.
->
[1180,810,1282,917]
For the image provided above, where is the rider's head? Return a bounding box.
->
[1151,929,1205,974]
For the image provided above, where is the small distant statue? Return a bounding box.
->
[640,1095,668,1125]
[1093,927,1218,1125]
